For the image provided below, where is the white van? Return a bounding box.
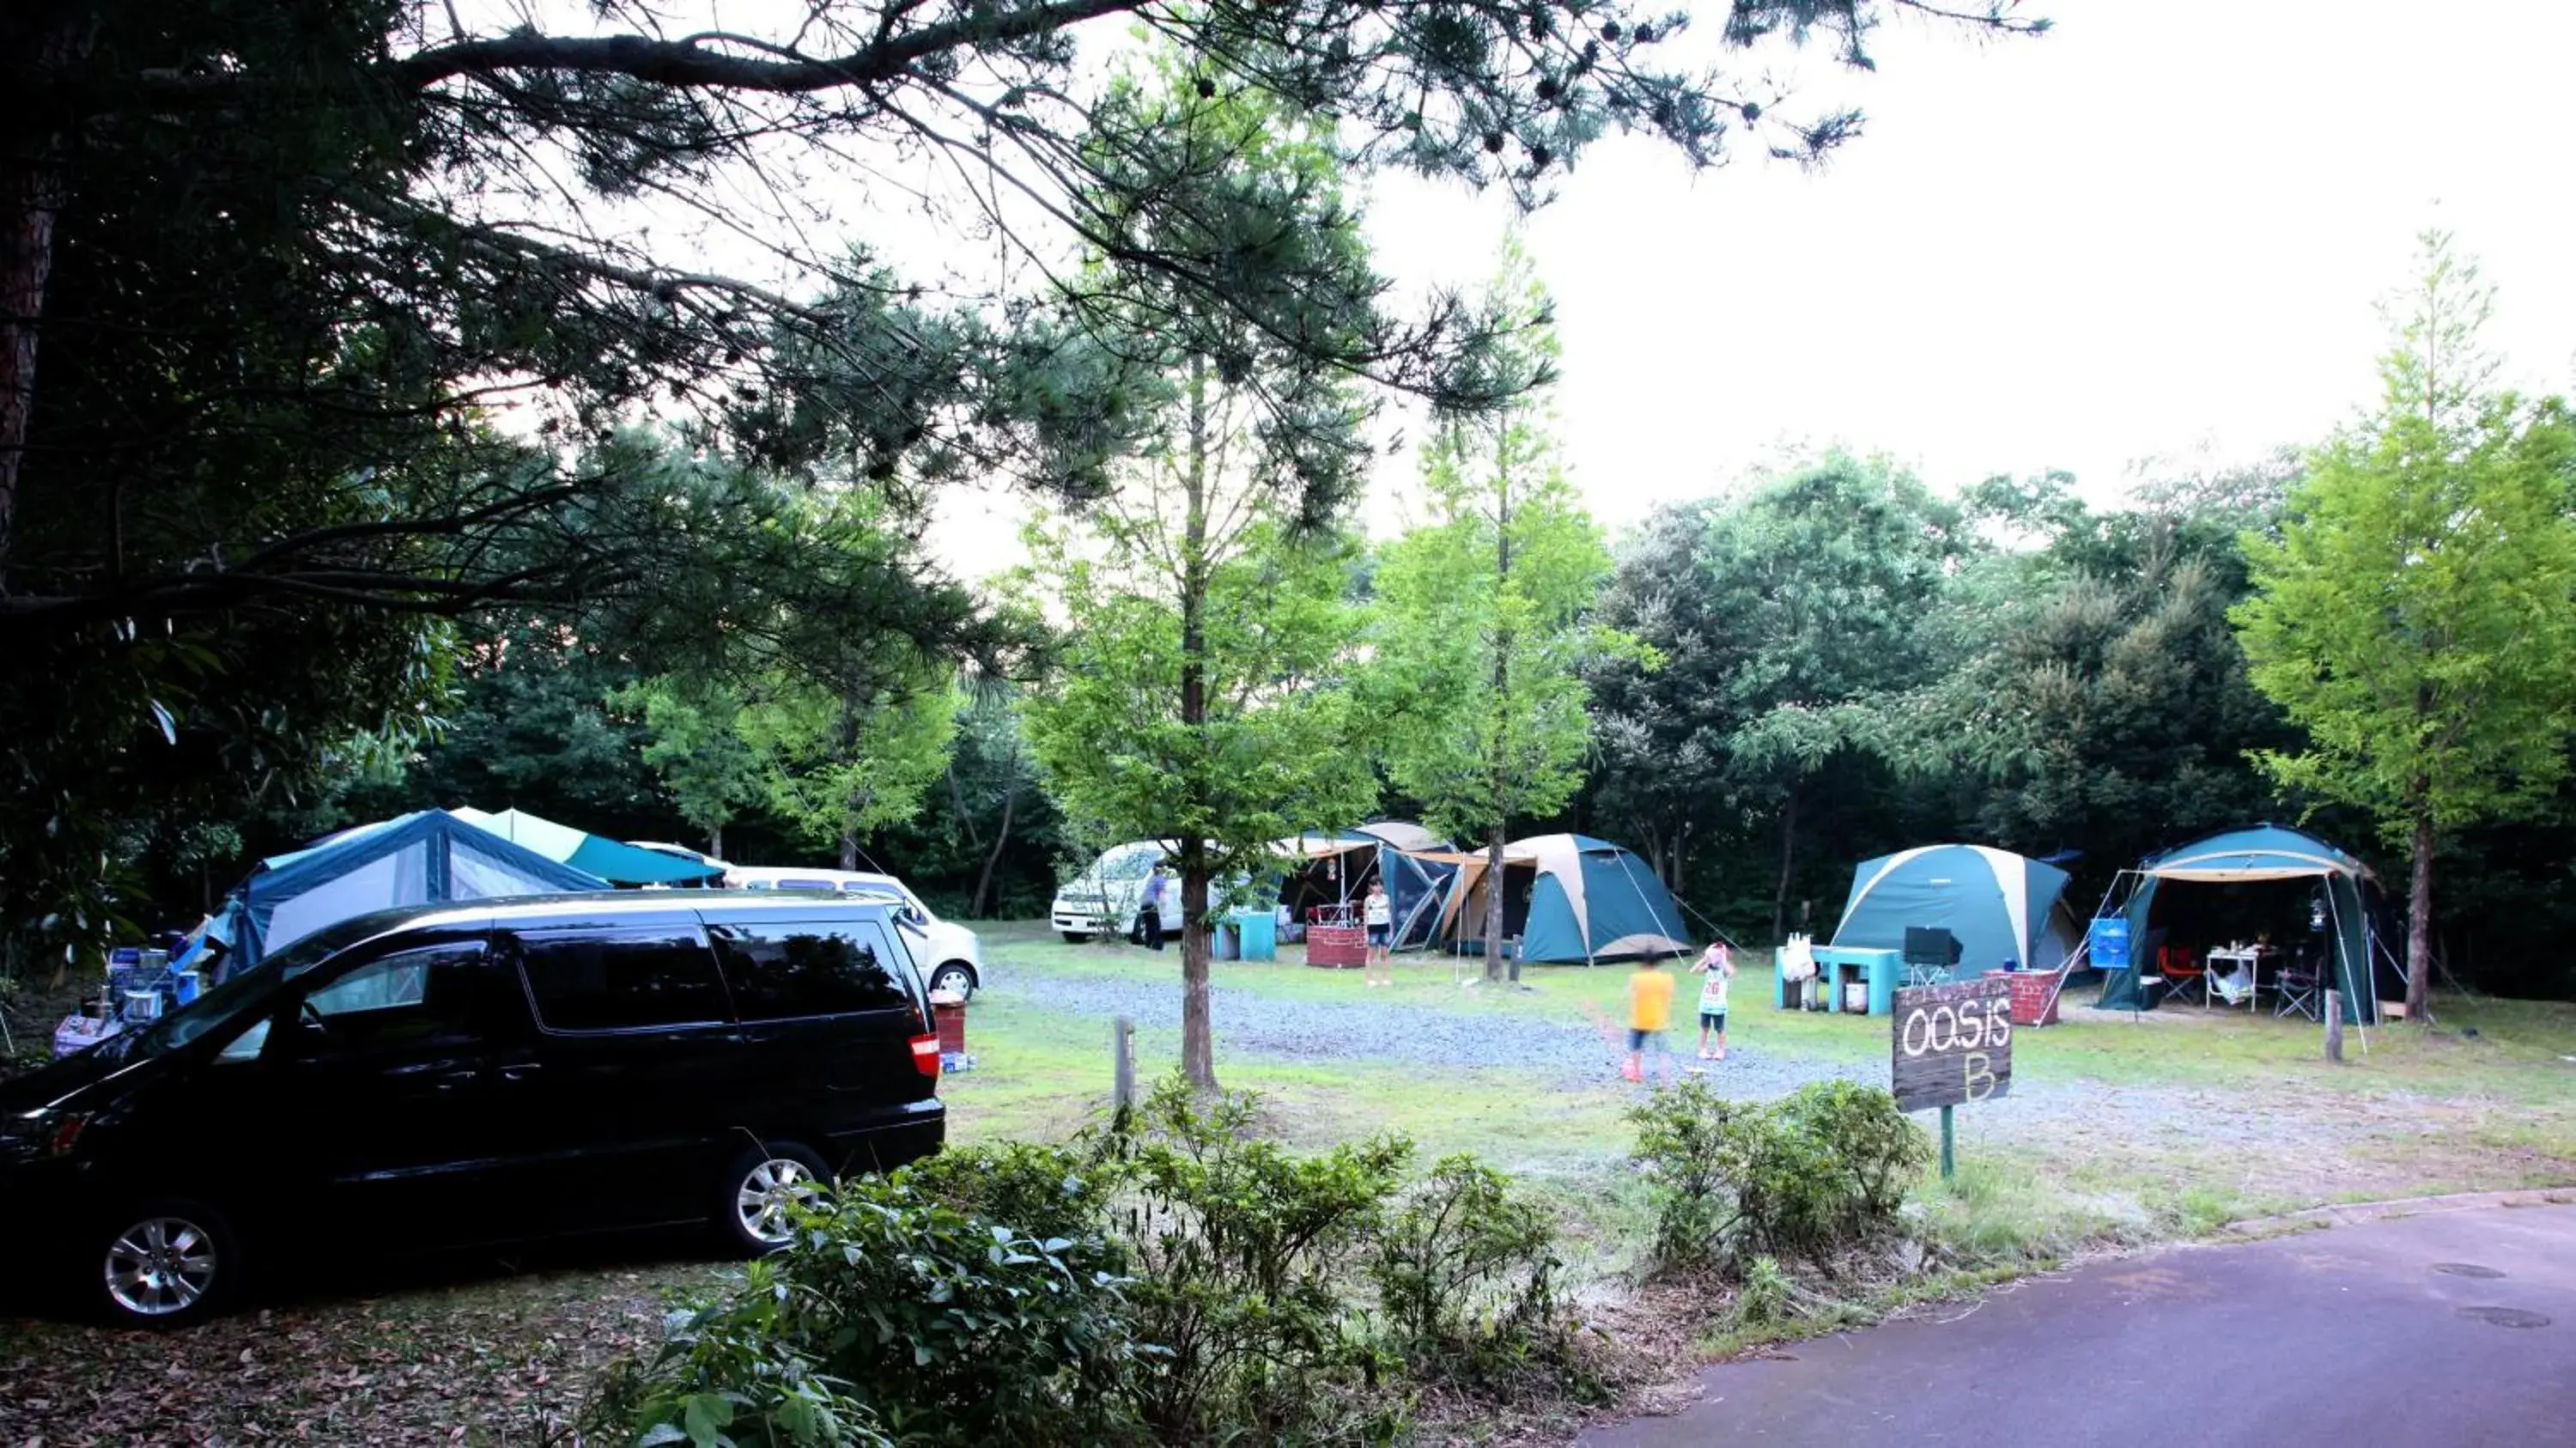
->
[720,867,987,1000]
[1050,842,1182,943]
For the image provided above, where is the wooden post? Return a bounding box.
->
[1940,1104,1956,1181]
[2324,990,2344,1064]
[1112,1015,1136,1110]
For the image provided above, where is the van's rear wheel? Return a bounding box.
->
[92,1201,238,1329]
[718,1143,831,1255]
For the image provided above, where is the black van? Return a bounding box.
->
[0,892,945,1326]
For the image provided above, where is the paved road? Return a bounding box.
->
[1578,1203,2576,1448]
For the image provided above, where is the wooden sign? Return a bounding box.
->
[1891,977,2014,1114]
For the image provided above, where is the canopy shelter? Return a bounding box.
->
[1829,844,2083,976]
[1430,833,1692,965]
[183,810,609,979]
[449,806,726,885]
[2095,824,2382,1023]
[1272,822,1458,950]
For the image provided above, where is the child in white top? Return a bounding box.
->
[1691,941,1735,1061]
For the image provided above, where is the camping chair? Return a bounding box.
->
[2274,957,2323,1021]
[2158,945,2204,1005]
[1902,927,1960,988]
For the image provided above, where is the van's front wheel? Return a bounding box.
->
[91,1200,239,1329]
[717,1143,831,1255]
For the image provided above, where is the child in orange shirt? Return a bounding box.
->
[1625,956,1675,1083]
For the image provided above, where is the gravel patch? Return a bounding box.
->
[1001,969,1868,1096]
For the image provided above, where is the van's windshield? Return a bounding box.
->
[120,911,410,1060]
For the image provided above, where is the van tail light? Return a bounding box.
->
[909,1034,943,1080]
[48,1112,92,1158]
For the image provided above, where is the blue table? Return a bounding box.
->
[1776,946,1904,1017]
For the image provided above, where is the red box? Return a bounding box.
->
[2006,970,2058,1027]
[1305,924,1368,969]
[933,999,968,1054]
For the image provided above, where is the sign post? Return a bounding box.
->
[1892,977,2014,1180]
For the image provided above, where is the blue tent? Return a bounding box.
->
[449,806,724,885]
[191,811,608,977]
[1434,834,1692,964]
[1829,844,2081,974]
[2095,824,2380,1022]
[1274,822,1459,949]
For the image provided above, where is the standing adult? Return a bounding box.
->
[1139,863,1170,952]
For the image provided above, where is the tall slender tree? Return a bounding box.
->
[1018,68,1382,1088]
[1370,243,1623,976]
[2233,232,2576,1018]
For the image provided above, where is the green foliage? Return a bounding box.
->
[1365,1154,1573,1387]
[625,678,769,856]
[1369,240,1628,871]
[1109,1079,1414,1444]
[894,1140,1127,1247]
[744,676,962,863]
[592,1083,1592,1444]
[2233,232,2576,1006]
[600,1183,1145,1448]
[1627,1078,1929,1277]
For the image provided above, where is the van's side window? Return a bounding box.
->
[518,929,731,1032]
[712,922,908,1019]
[273,942,489,1055]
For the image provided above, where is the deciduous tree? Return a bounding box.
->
[2233,232,2576,1018]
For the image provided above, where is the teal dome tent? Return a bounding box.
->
[1828,845,2081,973]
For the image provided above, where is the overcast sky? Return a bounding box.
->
[917,0,2576,564]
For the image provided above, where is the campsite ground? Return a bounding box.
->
[5,922,2574,1444]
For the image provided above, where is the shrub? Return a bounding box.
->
[598,1182,1145,1448]
[1367,1154,1567,1384]
[1628,1078,1929,1277]
[1111,1078,1413,1445]
[894,1139,1127,1247]
[1777,1080,1931,1235]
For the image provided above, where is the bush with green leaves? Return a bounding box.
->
[893,1138,1128,1248]
[1110,1078,1415,1444]
[1367,1153,1570,1385]
[591,1077,1588,1445]
[1629,1078,1929,1277]
[595,1181,1145,1448]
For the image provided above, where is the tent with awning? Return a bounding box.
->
[184,810,611,979]
[1272,822,1458,949]
[2095,824,2381,1022]
[1427,833,1692,964]
[448,807,726,886]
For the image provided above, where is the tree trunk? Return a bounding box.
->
[1177,354,1218,1091]
[708,823,725,861]
[971,782,1017,918]
[1770,786,1801,942]
[0,15,93,575]
[1180,844,1215,1091]
[1484,419,1515,983]
[839,829,860,872]
[2406,803,2434,1020]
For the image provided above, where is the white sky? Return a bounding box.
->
[907,0,2576,569]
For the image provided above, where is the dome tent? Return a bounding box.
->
[1431,834,1692,964]
[1829,844,2081,974]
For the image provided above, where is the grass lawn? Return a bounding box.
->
[5,920,2572,1444]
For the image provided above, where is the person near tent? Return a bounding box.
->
[1139,865,1169,952]
[1624,955,1675,1083]
[1362,881,1394,987]
[1691,940,1735,1061]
